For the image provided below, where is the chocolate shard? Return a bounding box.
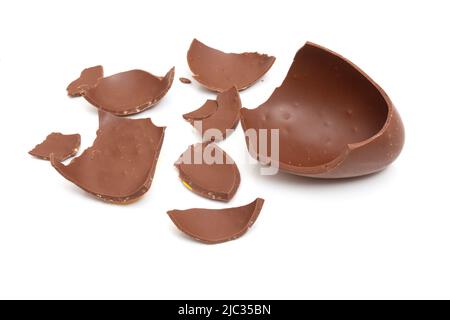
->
[51,110,165,203]
[187,39,275,92]
[183,87,241,141]
[76,67,175,116]
[179,77,192,84]
[183,99,217,120]
[175,142,240,201]
[240,42,405,178]
[67,65,104,97]
[167,198,264,244]
[29,133,81,161]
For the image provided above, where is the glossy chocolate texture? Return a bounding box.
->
[183,87,241,141]
[175,142,240,201]
[241,42,404,178]
[51,111,165,203]
[68,66,175,116]
[168,198,264,244]
[188,39,275,92]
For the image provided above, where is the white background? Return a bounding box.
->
[0,0,449,299]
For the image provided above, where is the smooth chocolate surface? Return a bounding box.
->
[187,39,275,92]
[167,198,264,244]
[175,142,240,201]
[183,87,241,141]
[51,110,165,203]
[67,65,104,97]
[179,77,192,84]
[68,66,175,116]
[29,133,80,161]
[240,42,405,178]
[83,67,175,116]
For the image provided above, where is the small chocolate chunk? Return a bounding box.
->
[179,77,192,84]
[29,133,80,161]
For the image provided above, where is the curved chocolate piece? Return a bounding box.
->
[241,42,405,178]
[29,133,80,161]
[183,87,241,141]
[67,65,103,97]
[80,67,175,116]
[51,111,165,203]
[175,142,240,201]
[167,198,264,244]
[187,39,275,92]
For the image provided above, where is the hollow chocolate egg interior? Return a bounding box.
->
[241,42,404,178]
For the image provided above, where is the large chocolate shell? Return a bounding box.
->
[240,42,404,178]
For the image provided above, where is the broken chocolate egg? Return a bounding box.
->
[29,132,80,161]
[66,65,104,97]
[51,110,165,203]
[240,42,405,178]
[68,66,175,116]
[175,142,240,201]
[167,198,264,244]
[187,39,275,92]
[183,87,241,141]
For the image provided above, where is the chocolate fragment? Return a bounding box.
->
[240,42,405,178]
[51,110,165,203]
[183,87,241,141]
[179,77,191,84]
[168,198,264,244]
[187,39,275,92]
[68,66,175,116]
[83,67,175,116]
[175,142,240,201]
[67,65,104,97]
[29,133,80,161]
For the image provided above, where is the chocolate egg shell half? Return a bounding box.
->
[183,87,241,141]
[240,42,405,178]
[167,198,264,244]
[187,39,275,92]
[69,66,175,116]
[175,142,240,201]
[51,110,165,203]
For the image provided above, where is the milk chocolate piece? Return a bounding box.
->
[29,133,80,161]
[67,65,104,97]
[241,42,405,178]
[179,77,191,84]
[69,66,175,116]
[183,87,241,141]
[187,39,275,92]
[167,198,264,244]
[51,110,165,203]
[175,142,240,201]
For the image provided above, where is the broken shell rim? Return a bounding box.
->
[240,41,403,176]
[187,39,276,92]
[28,133,81,162]
[173,142,241,202]
[167,198,264,244]
[50,113,166,203]
[82,67,175,116]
